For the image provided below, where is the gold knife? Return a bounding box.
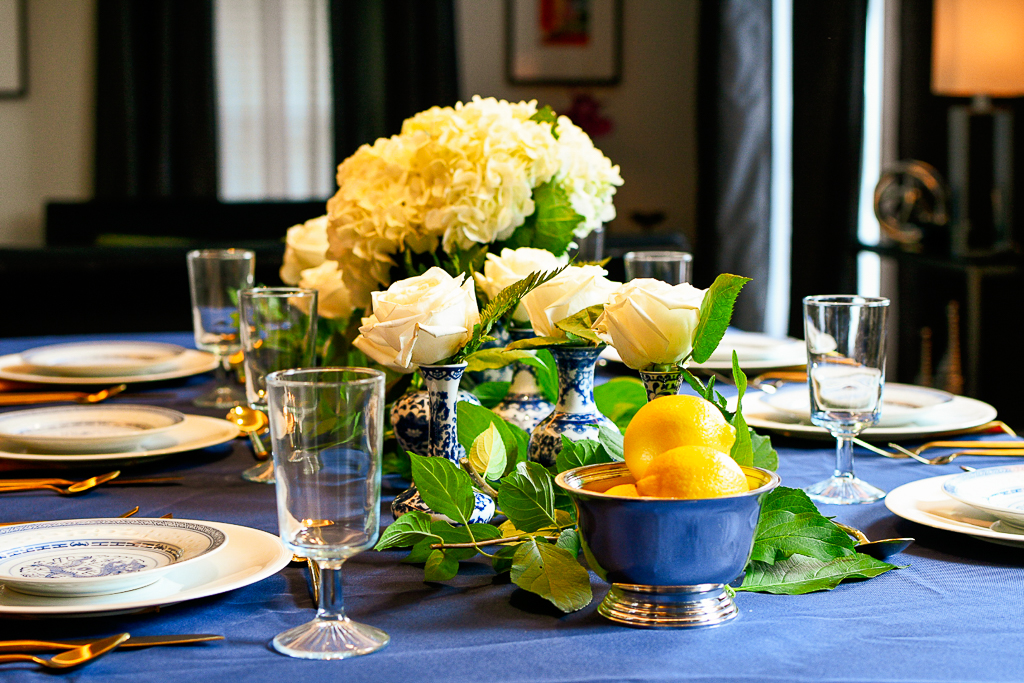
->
[0,476,183,487]
[0,634,224,652]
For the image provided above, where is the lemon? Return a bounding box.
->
[623,395,736,480]
[603,483,639,497]
[635,445,748,499]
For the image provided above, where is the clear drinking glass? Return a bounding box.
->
[239,287,318,484]
[186,249,255,408]
[623,250,693,284]
[266,367,389,660]
[802,295,890,504]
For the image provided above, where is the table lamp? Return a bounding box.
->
[932,0,1024,255]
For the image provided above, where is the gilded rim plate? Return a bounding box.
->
[0,404,187,454]
[20,341,187,377]
[0,349,218,386]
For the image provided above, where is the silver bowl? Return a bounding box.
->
[555,462,780,628]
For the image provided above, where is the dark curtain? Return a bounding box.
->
[787,1,869,337]
[94,0,219,198]
[696,0,772,331]
[329,0,460,166]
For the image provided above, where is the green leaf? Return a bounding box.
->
[374,511,439,551]
[511,537,593,612]
[457,402,529,466]
[598,425,625,462]
[469,423,508,481]
[498,461,558,532]
[553,304,605,345]
[471,381,511,408]
[410,453,475,525]
[556,436,611,473]
[530,104,558,129]
[432,520,503,546]
[502,182,582,256]
[464,348,538,372]
[594,377,647,431]
[729,353,754,467]
[506,335,572,350]
[749,487,856,564]
[491,543,519,574]
[738,554,896,595]
[534,349,558,402]
[556,528,581,557]
[424,549,461,582]
[750,430,779,471]
[691,274,752,364]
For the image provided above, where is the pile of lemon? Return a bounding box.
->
[606,395,749,499]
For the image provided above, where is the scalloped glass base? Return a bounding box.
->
[597,583,738,628]
[272,616,389,660]
[804,475,885,505]
[193,383,246,409]
[242,459,275,484]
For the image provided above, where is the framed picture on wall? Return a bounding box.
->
[0,0,27,97]
[507,0,622,86]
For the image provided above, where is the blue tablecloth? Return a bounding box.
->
[1,332,1023,683]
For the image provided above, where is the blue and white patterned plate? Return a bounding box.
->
[0,519,227,597]
[942,465,1024,530]
[0,405,186,454]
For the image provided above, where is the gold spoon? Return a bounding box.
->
[0,470,121,495]
[226,406,269,460]
[0,633,129,669]
[834,522,914,560]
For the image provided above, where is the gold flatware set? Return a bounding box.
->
[0,633,223,669]
[0,384,127,407]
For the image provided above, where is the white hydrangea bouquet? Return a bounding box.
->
[279,97,622,365]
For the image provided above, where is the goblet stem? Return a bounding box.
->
[834,434,855,479]
[805,431,886,505]
[316,563,345,620]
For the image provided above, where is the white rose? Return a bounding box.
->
[280,215,330,285]
[594,279,707,370]
[353,267,480,372]
[473,247,568,323]
[296,261,354,321]
[521,265,619,339]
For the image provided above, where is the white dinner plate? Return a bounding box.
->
[736,392,998,441]
[0,404,186,454]
[0,349,218,386]
[941,465,1024,530]
[0,520,291,617]
[599,331,807,371]
[885,473,1024,548]
[0,519,226,597]
[0,414,240,465]
[760,382,955,428]
[20,342,187,377]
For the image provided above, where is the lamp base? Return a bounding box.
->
[597,583,739,628]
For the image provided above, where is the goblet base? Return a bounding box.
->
[597,583,738,628]
[193,383,246,409]
[272,616,389,660]
[804,475,885,505]
[242,459,275,484]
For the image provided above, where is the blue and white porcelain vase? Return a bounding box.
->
[528,346,616,467]
[391,363,495,525]
[467,322,513,385]
[638,369,685,402]
[493,328,553,433]
[390,388,481,457]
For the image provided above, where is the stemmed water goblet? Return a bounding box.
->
[239,287,318,484]
[266,367,389,660]
[186,249,255,408]
[803,295,890,504]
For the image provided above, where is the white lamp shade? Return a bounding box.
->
[932,0,1024,96]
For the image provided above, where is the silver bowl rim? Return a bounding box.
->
[554,461,781,501]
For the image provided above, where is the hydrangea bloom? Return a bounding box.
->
[325,97,622,308]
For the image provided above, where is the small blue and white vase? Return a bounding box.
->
[638,369,685,401]
[391,388,481,457]
[528,346,616,467]
[391,363,495,525]
[467,322,513,385]
[493,328,553,433]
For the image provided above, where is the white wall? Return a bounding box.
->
[0,0,95,246]
[455,0,699,243]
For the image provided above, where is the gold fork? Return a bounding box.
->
[0,471,120,495]
[0,384,127,407]
[0,633,128,669]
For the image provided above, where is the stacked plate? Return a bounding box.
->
[0,341,219,385]
[0,519,292,617]
[886,466,1024,549]
[739,383,998,441]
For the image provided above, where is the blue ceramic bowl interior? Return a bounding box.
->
[555,463,780,587]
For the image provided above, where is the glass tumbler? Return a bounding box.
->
[623,250,693,284]
[267,367,389,660]
[239,287,318,484]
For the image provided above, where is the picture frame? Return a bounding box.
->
[0,0,27,98]
[506,0,622,86]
